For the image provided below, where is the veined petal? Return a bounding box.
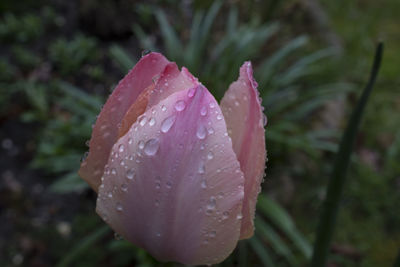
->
[96,85,244,265]
[220,62,267,239]
[79,53,170,191]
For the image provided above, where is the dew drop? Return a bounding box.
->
[107,192,113,198]
[114,232,122,240]
[209,231,216,238]
[161,115,176,133]
[237,214,243,220]
[209,102,215,109]
[222,211,229,220]
[161,105,167,112]
[207,151,214,160]
[196,125,207,140]
[139,116,147,126]
[111,168,117,175]
[141,49,151,57]
[116,202,123,212]
[149,117,156,126]
[200,106,207,116]
[201,180,207,189]
[198,163,205,174]
[118,144,124,153]
[263,113,268,127]
[128,138,133,145]
[187,87,196,98]
[207,196,216,210]
[138,140,145,149]
[126,168,135,180]
[121,183,128,192]
[144,138,160,156]
[234,101,240,107]
[216,114,223,120]
[207,127,214,135]
[174,100,186,111]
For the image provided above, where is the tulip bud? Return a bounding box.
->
[79,53,266,265]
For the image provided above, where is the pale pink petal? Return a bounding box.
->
[117,63,199,138]
[96,85,245,265]
[220,62,267,239]
[79,53,170,191]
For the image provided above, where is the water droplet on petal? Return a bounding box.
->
[121,183,128,192]
[128,138,133,145]
[138,140,145,149]
[263,113,268,126]
[175,100,186,111]
[144,138,159,156]
[107,192,113,198]
[161,105,167,112]
[209,102,215,109]
[161,115,176,133]
[198,163,205,174]
[200,106,207,116]
[116,202,123,212]
[111,168,117,175]
[207,196,216,210]
[114,232,123,240]
[209,231,216,238]
[118,144,124,153]
[141,49,152,57]
[207,151,214,160]
[196,125,207,140]
[139,116,147,126]
[126,168,135,180]
[216,114,223,120]
[149,117,156,126]
[187,87,196,98]
[237,214,243,220]
[207,127,214,134]
[201,180,207,189]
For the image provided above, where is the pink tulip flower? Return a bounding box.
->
[79,52,266,265]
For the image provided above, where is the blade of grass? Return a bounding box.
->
[249,236,275,266]
[257,194,312,258]
[109,45,135,73]
[310,42,384,267]
[57,225,110,267]
[394,248,400,267]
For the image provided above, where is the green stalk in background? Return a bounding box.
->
[310,42,384,267]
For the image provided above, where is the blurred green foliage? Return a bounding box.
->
[0,0,398,266]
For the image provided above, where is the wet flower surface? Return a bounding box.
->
[79,53,266,265]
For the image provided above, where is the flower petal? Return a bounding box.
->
[220,62,267,239]
[79,53,170,191]
[96,85,244,265]
[118,63,199,138]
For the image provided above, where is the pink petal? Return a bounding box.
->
[79,53,170,191]
[220,62,267,239]
[96,85,245,265]
[118,63,199,138]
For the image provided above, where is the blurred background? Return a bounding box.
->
[0,0,399,266]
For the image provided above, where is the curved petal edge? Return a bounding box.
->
[220,61,267,239]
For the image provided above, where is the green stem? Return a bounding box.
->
[310,42,384,267]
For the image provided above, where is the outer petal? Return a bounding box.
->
[220,62,266,239]
[79,53,170,191]
[96,85,245,265]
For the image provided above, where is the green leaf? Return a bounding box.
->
[310,42,384,267]
[49,172,88,193]
[257,194,312,258]
[249,236,275,266]
[56,225,110,267]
